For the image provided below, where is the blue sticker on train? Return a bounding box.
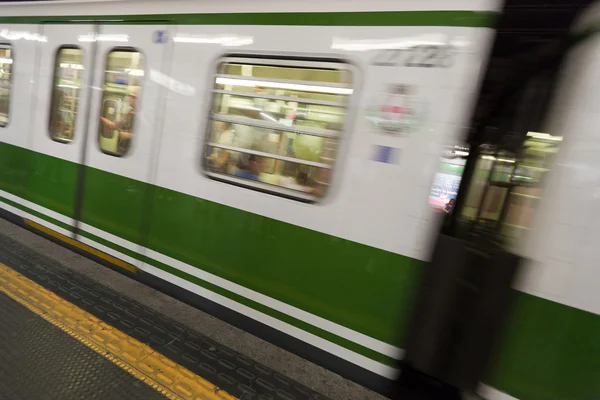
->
[372,145,399,164]
[153,30,169,44]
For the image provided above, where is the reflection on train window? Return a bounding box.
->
[500,132,561,245]
[462,151,516,222]
[428,145,469,212]
[49,47,84,143]
[459,132,561,248]
[98,49,144,157]
[204,57,352,201]
[0,45,13,127]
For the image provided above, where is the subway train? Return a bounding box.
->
[0,1,598,399]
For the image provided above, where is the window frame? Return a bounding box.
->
[0,43,14,128]
[97,46,145,158]
[201,54,355,203]
[48,45,84,144]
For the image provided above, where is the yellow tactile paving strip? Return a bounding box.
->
[0,263,237,400]
[24,219,138,273]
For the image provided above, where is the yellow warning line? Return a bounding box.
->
[24,219,137,274]
[0,263,237,400]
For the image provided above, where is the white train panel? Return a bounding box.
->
[155,24,495,259]
[31,24,96,165]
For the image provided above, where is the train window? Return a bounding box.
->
[458,133,560,248]
[499,133,560,245]
[0,45,13,127]
[49,47,84,143]
[98,48,144,157]
[203,56,353,201]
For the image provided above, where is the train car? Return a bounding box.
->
[0,1,597,399]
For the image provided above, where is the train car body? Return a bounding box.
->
[0,1,597,399]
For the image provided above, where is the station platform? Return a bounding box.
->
[0,219,381,400]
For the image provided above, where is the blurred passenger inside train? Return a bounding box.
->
[100,94,137,153]
[234,154,262,181]
[207,120,235,172]
[279,170,322,196]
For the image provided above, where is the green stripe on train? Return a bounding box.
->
[2,140,599,399]
[0,142,77,221]
[0,192,74,233]
[75,227,400,366]
[0,10,497,27]
[0,141,420,351]
[485,292,600,400]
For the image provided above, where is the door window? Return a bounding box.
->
[49,46,84,143]
[0,45,13,127]
[98,48,144,157]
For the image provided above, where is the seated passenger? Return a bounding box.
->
[207,120,235,171]
[234,154,261,182]
[279,170,323,196]
[100,94,137,154]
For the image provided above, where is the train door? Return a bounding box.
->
[395,0,571,392]
[30,24,97,236]
[76,25,170,264]
[0,24,37,210]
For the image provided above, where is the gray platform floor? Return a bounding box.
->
[0,218,385,400]
[0,291,170,400]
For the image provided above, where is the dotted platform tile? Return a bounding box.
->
[0,291,168,400]
[0,233,328,400]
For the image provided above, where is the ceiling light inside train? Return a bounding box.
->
[126,69,144,76]
[527,131,563,141]
[215,77,353,95]
[0,29,47,42]
[78,34,129,43]
[482,155,515,163]
[173,34,253,46]
[60,63,84,70]
[331,34,469,51]
[259,112,277,122]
